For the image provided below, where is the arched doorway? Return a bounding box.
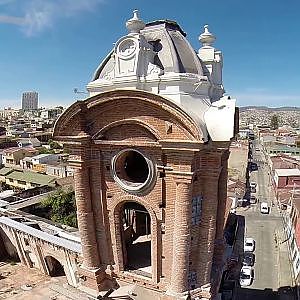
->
[0,229,20,262]
[121,202,151,277]
[45,256,65,277]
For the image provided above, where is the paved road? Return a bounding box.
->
[235,140,296,300]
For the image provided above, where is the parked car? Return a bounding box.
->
[250,195,257,204]
[240,266,254,286]
[250,182,257,188]
[244,237,255,252]
[230,207,236,214]
[250,162,258,171]
[237,198,249,207]
[243,252,255,266]
[260,202,269,214]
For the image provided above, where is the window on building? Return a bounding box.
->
[291,238,296,252]
[30,183,40,187]
[292,249,297,262]
[17,180,26,185]
[188,271,197,289]
[296,258,300,269]
[192,195,203,225]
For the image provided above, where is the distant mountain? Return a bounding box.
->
[240,106,300,112]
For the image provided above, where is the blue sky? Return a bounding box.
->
[0,0,299,109]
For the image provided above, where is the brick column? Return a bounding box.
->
[215,151,229,239]
[74,166,100,269]
[211,154,229,298]
[168,175,192,295]
[89,158,111,265]
[197,171,220,286]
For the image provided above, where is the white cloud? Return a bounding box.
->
[0,15,26,25]
[233,92,300,107]
[0,0,16,5]
[0,99,20,109]
[0,0,104,36]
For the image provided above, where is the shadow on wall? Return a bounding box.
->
[236,285,297,300]
[44,256,65,277]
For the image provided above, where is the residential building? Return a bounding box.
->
[0,167,13,183]
[285,194,300,284]
[0,108,19,119]
[274,169,300,189]
[40,107,63,119]
[20,153,58,170]
[45,163,74,178]
[2,147,38,167]
[17,137,41,148]
[266,145,300,156]
[22,91,38,110]
[5,170,56,190]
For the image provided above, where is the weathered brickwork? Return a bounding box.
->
[54,90,232,299]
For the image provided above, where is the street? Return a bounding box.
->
[235,140,296,300]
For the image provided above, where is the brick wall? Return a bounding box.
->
[55,90,231,299]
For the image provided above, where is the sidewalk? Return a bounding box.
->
[276,220,297,300]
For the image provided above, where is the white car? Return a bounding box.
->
[240,266,254,286]
[244,237,255,252]
[250,182,257,188]
[260,202,269,214]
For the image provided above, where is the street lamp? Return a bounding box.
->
[73,88,88,98]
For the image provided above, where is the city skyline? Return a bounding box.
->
[0,0,300,109]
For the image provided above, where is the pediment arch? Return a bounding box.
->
[54,89,204,142]
[92,119,160,142]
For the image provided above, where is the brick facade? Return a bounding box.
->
[53,89,231,299]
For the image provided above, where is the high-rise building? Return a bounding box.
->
[22,91,38,110]
[55,11,239,300]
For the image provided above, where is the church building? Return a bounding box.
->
[54,10,238,300]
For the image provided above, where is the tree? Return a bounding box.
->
[48,139,62,150]
[270,114,279,129]
[40,189,78,228]
[38,147,55,154]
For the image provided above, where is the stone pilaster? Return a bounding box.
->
[168,175,192,295]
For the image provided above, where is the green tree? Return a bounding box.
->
[41,189,78,228]
[270,114,279,129]
[38,147,55,154]
[48,139,63,150]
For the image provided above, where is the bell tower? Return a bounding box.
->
[54,11,237,300]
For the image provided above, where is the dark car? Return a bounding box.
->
[250,162,258,171]
[243,252,255,266]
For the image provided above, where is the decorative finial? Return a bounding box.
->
[126,9,145,34]
[199,24,216,47]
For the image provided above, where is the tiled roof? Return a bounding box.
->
[275,169,300,177]
[0,167,13,176]
[6,170,56,185]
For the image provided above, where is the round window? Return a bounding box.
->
[112,149,155,193]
